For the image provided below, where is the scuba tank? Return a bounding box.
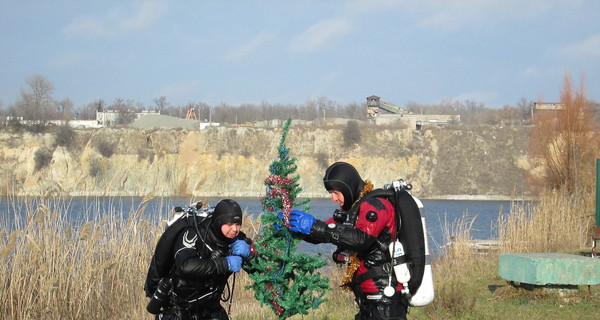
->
[383,179,435,306]
[407,196,435,306]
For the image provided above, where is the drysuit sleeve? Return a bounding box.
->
[173,227,229,279]
[309,198,395,255]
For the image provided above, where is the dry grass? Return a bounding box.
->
[0,198,357,320]
[498,188,595,253]
[0,197,156,320]
[422,213,484,319]
[422,184,598,319]
[2,186,597,319]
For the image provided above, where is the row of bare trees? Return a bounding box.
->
[406,98,537,125]
[1,74,598,127]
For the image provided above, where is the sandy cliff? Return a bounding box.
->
[0,125,533,199]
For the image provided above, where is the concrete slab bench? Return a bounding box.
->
[499,253,600,286]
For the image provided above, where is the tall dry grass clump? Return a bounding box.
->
[498,189,595,253]
[0,197,159,320]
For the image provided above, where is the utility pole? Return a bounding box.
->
[593,158,600,257]
[596,159,599,227]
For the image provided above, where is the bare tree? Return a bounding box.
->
[517,97,533,122]
[13,74,55,122]
[316,96,336,123]
[75,99,104,120]
[303,99,319,121]
[153,96,169,114]
[28,74,55,121]
[499,105,518,125]
[96,99,105,112]
[213,103,238,124]
[195,102,211,121]
[110,98,136,125]
[339,102,366,119]
[529,74,598,193]
[58,98,73,121]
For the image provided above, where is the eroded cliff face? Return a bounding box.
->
[0,125,533,199]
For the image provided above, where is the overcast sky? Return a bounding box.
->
[1,0,598,110]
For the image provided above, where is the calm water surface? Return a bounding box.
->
[0,196,531,257]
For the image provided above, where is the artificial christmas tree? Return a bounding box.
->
[246,119,330,319]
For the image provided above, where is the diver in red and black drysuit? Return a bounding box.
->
[282,162,409,320]
[157,199,253,320]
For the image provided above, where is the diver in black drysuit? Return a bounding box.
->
[157,199,252,320]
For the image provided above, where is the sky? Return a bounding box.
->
[1,0,599,111]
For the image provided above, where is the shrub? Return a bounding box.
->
[95,138,116,158]
[343,120,361,147]
[34,148,53,171]
[7,119,24,132]
[315,152,329,170]
[88,158,104,178]
[54,125,75,148]
[137,148,154,164]
[25,123,47,133]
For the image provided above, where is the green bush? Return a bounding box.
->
[34,148,53,171]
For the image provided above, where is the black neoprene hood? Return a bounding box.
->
[323,162,365,211]
[213,199,243,226]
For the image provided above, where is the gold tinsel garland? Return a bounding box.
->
[341,180,373,291]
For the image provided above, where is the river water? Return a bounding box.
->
[0,196,528,258]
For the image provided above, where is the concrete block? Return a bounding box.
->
[498,253,600,285]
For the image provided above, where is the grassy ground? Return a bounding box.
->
[229,253,600,320]
[1,193,599,319]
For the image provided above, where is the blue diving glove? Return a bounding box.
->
[226,255,242,272]
[229,239,251,258]
[288,210,316,235]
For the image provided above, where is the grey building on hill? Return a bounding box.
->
[366,95,460,129]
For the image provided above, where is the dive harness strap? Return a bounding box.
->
[309,220,346,243]
[353,256,410,286]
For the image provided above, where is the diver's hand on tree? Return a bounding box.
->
[230,239,251,258]
[288,210,316,235]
